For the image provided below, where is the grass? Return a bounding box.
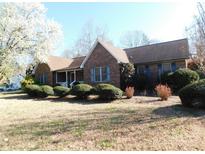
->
[98,139,113,148]
[0,92,205,150]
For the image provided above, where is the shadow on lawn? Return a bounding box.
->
[5,104,205,139]
[0,92,118,105]
[5,109,148,137]
[153,104,205,118]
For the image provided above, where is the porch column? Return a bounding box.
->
[74,70,76,81]
[66,71,68,86]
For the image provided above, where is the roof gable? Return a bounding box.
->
[80,39,129,68]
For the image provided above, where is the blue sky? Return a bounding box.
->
[44,2,197,56]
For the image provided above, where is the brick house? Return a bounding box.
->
[34,38,190,88]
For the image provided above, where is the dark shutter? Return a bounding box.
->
[171,63,177,72]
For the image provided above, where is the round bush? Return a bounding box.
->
[41,85,54,96]
[179,79,205,108]
[25,84,46,98]
[53,86,70,97]
[94,84,123,100]
[170,68,199,92]
[71,84,93,99]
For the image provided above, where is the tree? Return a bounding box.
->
[187,2,205,73]
[120,30,151,48]
[70,21,109,56]
[120,63,135,90]
[0,3,63,82]
[62,49,73,59]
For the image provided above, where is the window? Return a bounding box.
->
[38,75,42,83]
[163,63,171,73]
[91,66,110,82]
[102,67,107,81]
[38,73,48,84]
[44,73,48,84]
[158,64,163,81]
[95,67,101,82]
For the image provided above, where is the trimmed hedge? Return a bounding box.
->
[25,84,46,98]
[168,68,199,92]
[196,70,205,79]
[53,86,70,97]
[70,84,93,99]
[41,85,54,96]
[161,72,173,85]
[179,79,205,108]
[25,85,54,98]
[94,84,123,100]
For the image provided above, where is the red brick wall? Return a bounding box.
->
[83,43,121,87]
[35,63,53,85]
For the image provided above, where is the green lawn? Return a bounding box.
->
[0,92,205,150]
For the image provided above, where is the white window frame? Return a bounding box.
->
[162,63,172,73]
[93,66,110,82]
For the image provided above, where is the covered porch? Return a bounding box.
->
[55,69,84,87]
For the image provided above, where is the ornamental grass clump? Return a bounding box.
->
[125,86,134,99]
[155,84,172,101]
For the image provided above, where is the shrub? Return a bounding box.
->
[170,68,199,92]
[41,85,54,96]
[53,86,70,97]
[25,84,46,98]
[120,63,135,90]
[155,84,172,101]
[179,79,205,108]
[21,75,36,90]
[134,74,149,91]
[196,70,205,79]
[70,84,93,99]
[94,84,123,100]
[161,72,173,85]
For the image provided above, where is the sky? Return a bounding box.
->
[44,2,198,56]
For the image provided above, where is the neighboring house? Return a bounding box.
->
[34,38,190,88]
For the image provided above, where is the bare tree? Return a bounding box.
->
[62,49,73,59]
[70,21,109,57]
[187,2,205,72]
[120,30,151,48]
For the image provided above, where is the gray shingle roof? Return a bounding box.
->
[124,38,189,64]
